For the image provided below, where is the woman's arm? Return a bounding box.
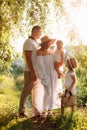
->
[37,49,43,56]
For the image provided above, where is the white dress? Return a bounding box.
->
[65,71,76,95]
[32,51,63,115]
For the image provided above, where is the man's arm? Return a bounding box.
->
[25,51,37,81]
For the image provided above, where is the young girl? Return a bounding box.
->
[53,40,65,78]
[61,57,77,115]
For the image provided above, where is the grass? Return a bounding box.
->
[0,108,87,130]
[0,74,87,130]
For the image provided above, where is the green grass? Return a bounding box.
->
[0,75,87,130]
[0,75,20,107]
[0,108,87,130]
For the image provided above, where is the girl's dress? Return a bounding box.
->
[62,70,76,107]
[32,50,63,115]
[65,71,76,95]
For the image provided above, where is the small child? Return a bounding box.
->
[53,40,65,78]
[61,57,77,115]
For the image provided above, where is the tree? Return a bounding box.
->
[0,0,87,73]
[0,0,25,72]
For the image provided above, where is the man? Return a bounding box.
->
[19,25,42,118]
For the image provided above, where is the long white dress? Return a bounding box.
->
[32,51,63,115]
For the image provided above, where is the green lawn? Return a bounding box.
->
[0,75,87,130]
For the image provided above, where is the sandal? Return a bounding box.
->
[40,111,47,118]
[47,110,53,116]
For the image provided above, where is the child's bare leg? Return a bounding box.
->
[61,107,64,115]
[71,105,74,114]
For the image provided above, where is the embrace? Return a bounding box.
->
[18,25,77,119]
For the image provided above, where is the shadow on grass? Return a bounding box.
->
[2,113,75,130]
[55,114,74,130]
[7,116,58,130]
[2,108,87,130]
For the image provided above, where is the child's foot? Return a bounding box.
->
[58,92,63,98]
[40,111,47,118]
[47,110,53,116]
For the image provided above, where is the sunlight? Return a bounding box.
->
[11,1,87,53]
[10,35,25,54]
[15,38,25,53]
[71,7,87,45]
[47,0,87,45]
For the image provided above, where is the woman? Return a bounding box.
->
[32,36,63,117]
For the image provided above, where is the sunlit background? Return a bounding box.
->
[10,0,87,53]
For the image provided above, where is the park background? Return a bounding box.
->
[0,0,87,130]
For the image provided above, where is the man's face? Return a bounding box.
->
[34,29,42,39]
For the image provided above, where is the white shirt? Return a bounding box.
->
[23,38,38,71]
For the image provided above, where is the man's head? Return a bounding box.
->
[31,25,42,40]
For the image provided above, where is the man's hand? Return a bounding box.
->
[31,71,38,82]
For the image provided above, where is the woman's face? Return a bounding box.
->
[41,39,55,50]
[48,39,56,47]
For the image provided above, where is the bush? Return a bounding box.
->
[76,67,87,106]
[11,58,24,76]
[15,75,24,90]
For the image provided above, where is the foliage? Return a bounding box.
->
[76,77,87,106]
[0,0,25,72]
[0,0,87,128]
[1,0,87,73]
[11,58,24,76]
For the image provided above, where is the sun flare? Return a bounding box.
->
[12,1,87,53]
[71,7,87,45]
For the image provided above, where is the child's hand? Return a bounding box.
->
[67,88,71,93]
[58,92,63,98]
[54,62,61,67]
[65,89,69,97]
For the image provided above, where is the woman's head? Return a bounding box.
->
[41,36,56,50]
